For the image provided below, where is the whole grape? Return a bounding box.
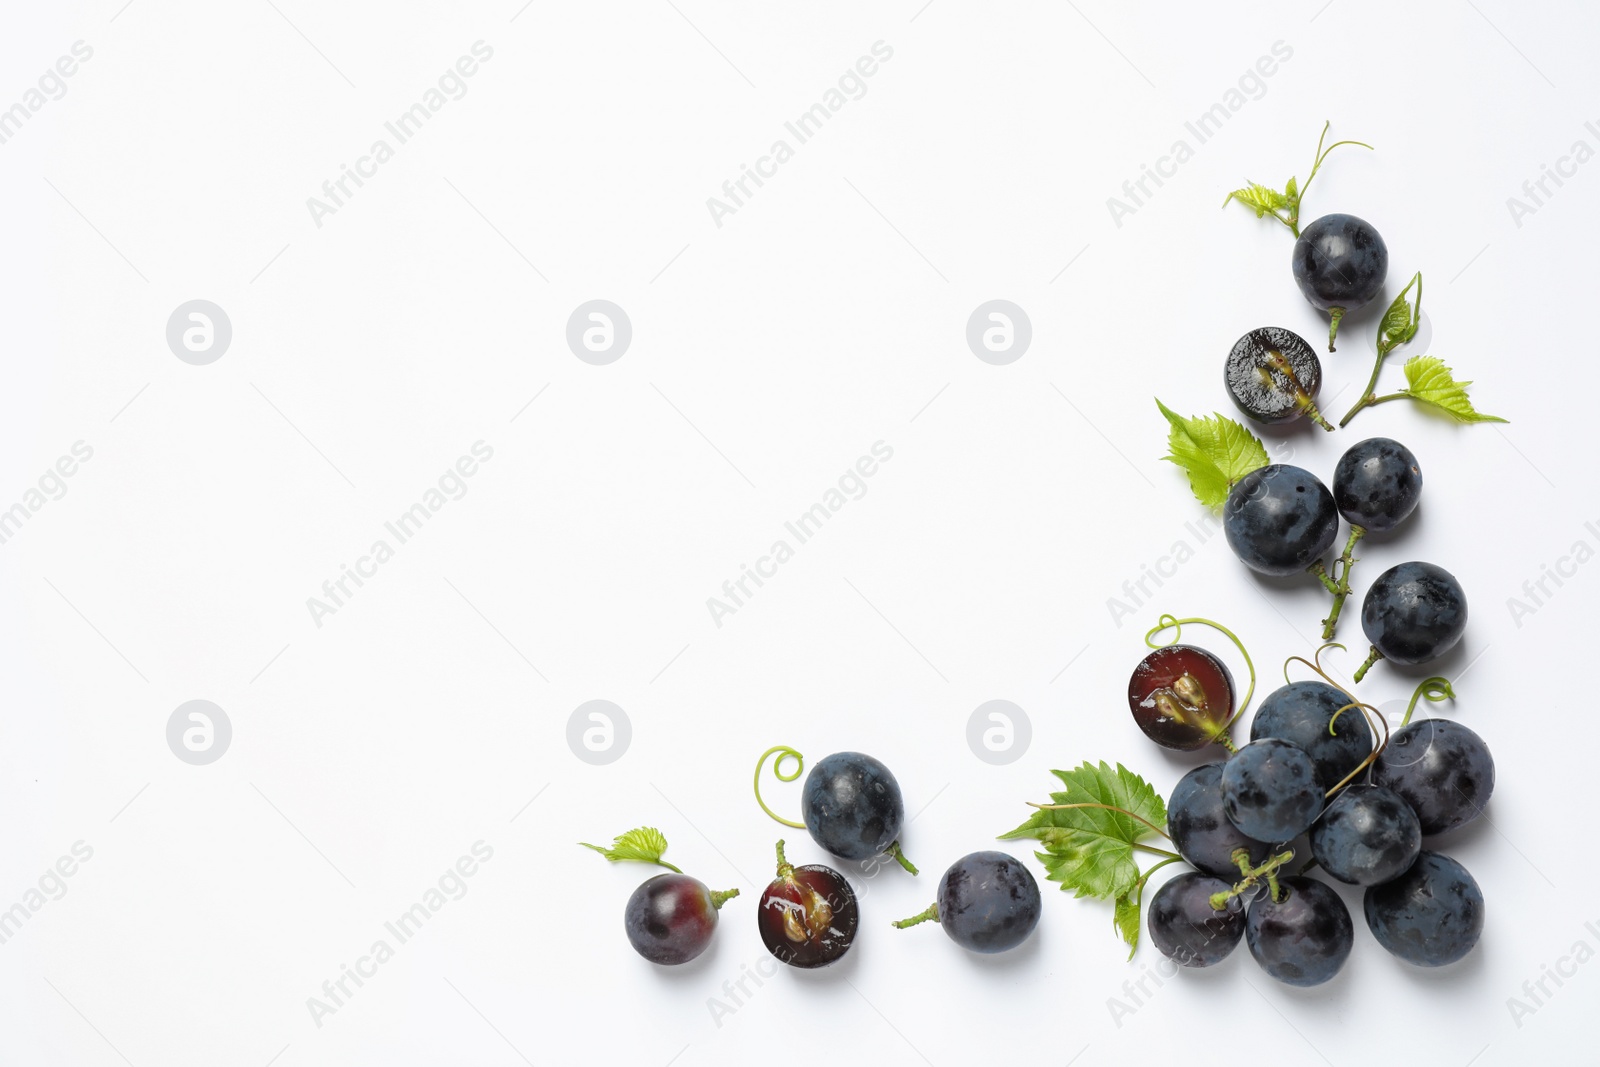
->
[801,752,906,862]
[1370,719,1495,836]
[1310,785,1421,886]
[1249,681,1372,790]
[624,873,730,965]
[1167,763,1273,878]
[1333,437,1422,532]
[897,851,1041,954]
[1292,213,1388,350]
[1245,876,1355,987]
[1221,738,1326,843]
[1224,465,1340,577]
[1364,852,1484,966]
[1147,872,1245,968]
[1361,562,1468,666]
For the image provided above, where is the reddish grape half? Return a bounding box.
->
[757,843,859,968]
[1127,644,1236,750]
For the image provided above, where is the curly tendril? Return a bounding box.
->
[754,746,807,829]
[1284,643,1391,796]
[1401,676,1455,728]
[1144,613,1257,733]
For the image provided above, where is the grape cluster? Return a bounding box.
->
[1147,678,1494,982]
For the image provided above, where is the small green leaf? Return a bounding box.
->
[1376,273,1422,355]
[1113,890,1141,959]
[580,827,681,871]
[1222,182,1289,218]
[1400,356,1508,423]
[1155,399,1270,510]
[1000,761,1167,902]
[1283,175,1299,203]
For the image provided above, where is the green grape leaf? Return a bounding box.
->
[1222,181,1290,218]
[999,761,1168,902]
[1113,889,1141,959]
[1400,356,1508,423]
[1155,399,1271,510]
[1376,273,1423,355]
[1283,175,1299,203]
[579,827,681,871]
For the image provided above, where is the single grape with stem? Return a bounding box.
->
[1245,875,1355,986]
[1130,615,1257,753]
[893,851,1041,954]
[1223,465,1340,578]
[581,827,738,966]
[1371,708,1494,836]
[1364,851,1485,966]
[755,747,918,873]
[1355,561,1468,681]
[1314,437,1424,639]
[757,840,859,968]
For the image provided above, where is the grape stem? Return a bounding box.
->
[1210,848,1295,910]
[709,888,740,910]
[1352,646,1384,682]
[774,839,793,878]
[1317,525,1366,640]
[885,841,919,875]
[892,902,939,929]
[1340,272,1423,428]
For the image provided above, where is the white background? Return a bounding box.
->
[3,2,1595,1064]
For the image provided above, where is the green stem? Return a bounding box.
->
[1210,848,1296,910]
[886,841,918,875]
[1365,391,1412,407]
[774,839,792,878]
[754,746,807,829]
[1320,525,1366,640]
[1214,733,1238,755]
[1133,842,1182,860]
[710,888,740,910]
[892,902,939,929]
[1352,646,1384,683]
[1308,561,1340,594]
[1401,676,1455,728]
[1326,307,1346,352]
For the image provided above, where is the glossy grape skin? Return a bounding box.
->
[1224,327,1323,424]
[1361,562,1468,666]
[932,852,1041,953]
[1333,437,1422,532]
[758,859,859,968]
[1223,465,1340,577]
[1246,876,1354,987]
[1371,719,1495,836]
[1249,681,1373,791]
[1221,738,1326,843]
[1292,213,1388,321]
[801,752,905,861]
[1127,644,1235,751]
[1147,873,1245,968]
[1364,852,1484,966]
[624,873,723,965]
[1167,764,1273,878]
[1310,785,1421,886]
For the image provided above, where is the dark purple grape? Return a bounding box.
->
[1147,872,1245,968]
[624,873,734,965]
[757,842,858,968]
[1370,719,1494,836]
[1245,876,1354,986]
[1364,852,1484,966]
[1224,327,1328,428]
[1127,645,1235,751]
[1333,437,1422,532]
[1360,561,1468,670]
[1167,763,1273,879]
[1224,465,1340,577]
[1221,738,1325,843]
[801,752,908,864]
[895,852,1040,954]
[1292,213,1388,350]
[1249,681,1372,791]
[1310,785,1421,886]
